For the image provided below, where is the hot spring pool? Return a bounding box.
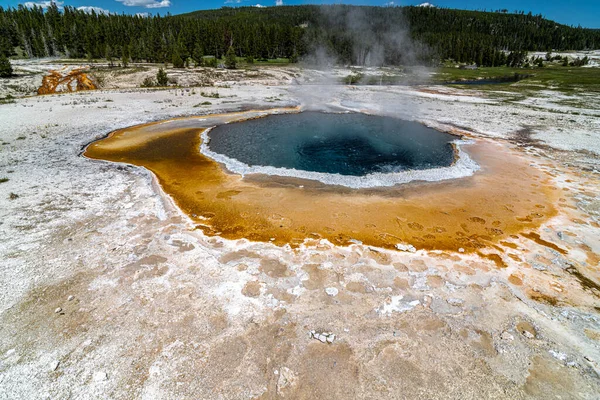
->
[201,112,477,188]
[206,112,456,176]
[84,108,556,251]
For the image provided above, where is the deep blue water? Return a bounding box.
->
[207,112,456,177]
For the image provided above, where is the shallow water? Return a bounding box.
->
[208,112,456,176]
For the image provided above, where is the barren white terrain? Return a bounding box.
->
[1,61,599,399]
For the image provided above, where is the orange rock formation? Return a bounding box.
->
[37,68,97,95]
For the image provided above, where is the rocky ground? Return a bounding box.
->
[0,61,599,399]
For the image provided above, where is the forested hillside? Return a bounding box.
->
[0,4,598,67]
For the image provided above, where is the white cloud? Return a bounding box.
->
[77,6,110,14]
[24,2,111,14]
[116,0,171,8]
[136,12,150,17]
[253,3,266,7]
[22,1,64,8]
[225,0,242,3]
[275,0,283,5]
[417,2,436,7]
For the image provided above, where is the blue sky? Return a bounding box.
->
[1,0,598,28]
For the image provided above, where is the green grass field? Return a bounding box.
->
[434,65,600,93]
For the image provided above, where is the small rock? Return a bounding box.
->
[277,367,298,394]
[54,307,62,314]
[458,248,465,253]
[522,331,535,339]
[549,350,567,361]
[423,295,433,308]
[50,360,60,371]
[93,371,108,382]
[310,331,336,344]
[67,295,75,301]
[557,231,564,240]
[325,287,339,297]
[395,243,416,253]
[447,298,464,306]
[500,331,514,341]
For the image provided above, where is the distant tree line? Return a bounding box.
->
[0,4,598,67]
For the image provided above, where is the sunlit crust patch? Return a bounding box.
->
[85,109,558,253]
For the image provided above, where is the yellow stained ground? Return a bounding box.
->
[85,112,559,253]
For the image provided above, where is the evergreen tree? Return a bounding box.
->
[0,55,13,78]
[105,45,113,67]
[225,46,237,69]
[0,4,598,68]
[193,43,204,67]
[536,57,544,68]
[156,67,168,86]
[122,46,130,68]
[172,50,184,68]
[205,57,218,68]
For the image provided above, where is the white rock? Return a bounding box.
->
[522,331,535,339]
[93,371,108,382]
[447,298,464,306]
[458,248,465,253]
[395,243,416,253]
[277,367,297,394]
[67,295,75,301]
[54,307,62,314]
[549,350,567,361]
[377,295,421,315]
[50,360,60,371]
[500,331,514,341]
[325,287,339,297]
[310,330,336,344]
